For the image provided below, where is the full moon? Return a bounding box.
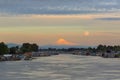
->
[84,31,90,36]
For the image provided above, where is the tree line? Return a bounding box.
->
[0,42,120,55]
[0,42,39,55]
[96,44,120,52]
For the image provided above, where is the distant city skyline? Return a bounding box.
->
[0,0,120,46]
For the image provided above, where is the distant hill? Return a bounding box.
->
[39,45,94,49]
[7,43,96,49]
[7,43,21,48]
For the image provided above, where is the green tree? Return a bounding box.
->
[0,42,9,55]
[97,44,106,52]
[20,43,39,53]
[9,46,19,54]
[31,43,39,52]
[20,43,32,53]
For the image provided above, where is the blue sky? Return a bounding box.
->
[0,0,120,46]
[0,0,120,15]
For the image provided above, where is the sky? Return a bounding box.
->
[0,0,120,46]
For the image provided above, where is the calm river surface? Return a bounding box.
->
[0,54,120,80]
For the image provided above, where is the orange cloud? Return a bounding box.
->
[56,38,76,45]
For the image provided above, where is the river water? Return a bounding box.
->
[0,54,120,80]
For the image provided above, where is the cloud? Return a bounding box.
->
[0,0,120,16]
[100,1,117,5]
[96,17,120,21]
[56,38,76,45]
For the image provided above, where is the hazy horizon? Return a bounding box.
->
[0,0,120,46]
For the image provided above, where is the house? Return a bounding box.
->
[24,52,32,60]
[3,54,12,61]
